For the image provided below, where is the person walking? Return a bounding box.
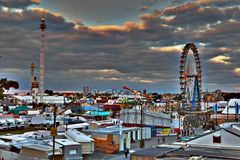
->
[124,145,129,159]
[162,136,166,144]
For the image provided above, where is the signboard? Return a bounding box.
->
[51,127,57,137]
[156,128,171,136]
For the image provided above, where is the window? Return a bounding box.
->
[69,149,77,155]
[213,134,221,143]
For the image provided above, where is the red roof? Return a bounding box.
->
[0,114,19,118]
[102,104,121,111]
[97,99,108,103]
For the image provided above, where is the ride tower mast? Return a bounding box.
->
[39,17,47,103]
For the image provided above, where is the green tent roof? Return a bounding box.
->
[10,106,31,114]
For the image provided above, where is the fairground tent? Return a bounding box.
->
[10,106,31,114]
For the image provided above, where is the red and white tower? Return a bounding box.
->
[39,18,47,103]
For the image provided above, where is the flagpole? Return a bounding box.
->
[214,103,218,127]
[215,111,217,127]
[238,103,239,122]
[235,102,239,122]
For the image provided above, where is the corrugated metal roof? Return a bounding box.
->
[132,147,178,157]
[164,147,240,159]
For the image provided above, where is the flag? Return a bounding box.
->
[184,72,187,80]
[214,103,218,113]
[181,101,185,109]
[235,102,239,115]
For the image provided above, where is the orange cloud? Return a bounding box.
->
[149,45,184,53]
[89,25,124,32]
[88,21,145,35]
[31,0,41,3]
[140,9,161,21]
[218,47,231,52]
[209,55,231,64]
[123,21,143,31]
[234,68,240,75]
[30,7,61,17]
[30,7,48,13]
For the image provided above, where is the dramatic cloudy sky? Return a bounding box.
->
[0,0,240,93]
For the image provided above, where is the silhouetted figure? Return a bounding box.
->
[124,145,129,158]
[177,133,180,140]
[162,136,166,143]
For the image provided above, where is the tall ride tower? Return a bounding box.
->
[39,18,47,103]
[30,63,39,103]
[30,62,35,89]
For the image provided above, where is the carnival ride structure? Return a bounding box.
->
[179,43,202,111]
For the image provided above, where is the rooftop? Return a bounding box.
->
[23,144,55,152]
[131,146,181,157]
[55,139,80,146]
[163,147,240,160]
[86,126,139,134]
[66,129,94,142]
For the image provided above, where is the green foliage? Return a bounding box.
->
[0,78,19,89]
[0,88,4,100]
[170,114,175,119]
[0,78,19,100]
[222,92,240,101]
[120,98,138,105]
[45,89,54,95]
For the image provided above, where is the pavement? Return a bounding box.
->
[84,135,178,160]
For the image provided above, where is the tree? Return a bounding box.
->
[0,78,19,100]
[120,98,136,109]
[45,89,54,96]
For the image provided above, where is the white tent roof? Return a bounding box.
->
[66,122,89,129]
[222,99,240,114]
[66,129,94,142]
[228,99,240,106]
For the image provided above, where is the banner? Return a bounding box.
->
[156,128,171,136]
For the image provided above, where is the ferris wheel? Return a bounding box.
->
[179,43,202,110]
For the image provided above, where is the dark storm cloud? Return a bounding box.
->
[0,0,40,9]
[1,0,240,92]
[163,4,240,28]
[164,0,240,16]
[0,9,75,31]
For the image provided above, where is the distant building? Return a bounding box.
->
[65,129,94,155]
[21,144,62,159]
[13,95,71,106]
[186,127,240,150]
[85,126,142,152]
[120,109,172,127]
[49,139,82,160]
